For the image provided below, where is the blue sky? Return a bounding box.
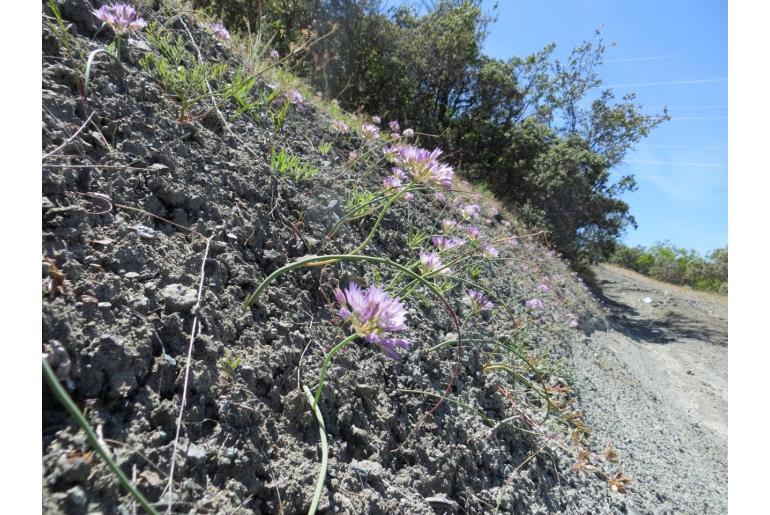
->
[478,0,727,254]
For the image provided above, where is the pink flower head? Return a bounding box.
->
[389,144,454,190]
[92,3,147,34]
[334,283,411,360]
[441,219,457,233]
[210,22,231,40]
[569,315,579,328]
[382,176,403,190]
[402,128,415,139]
[371,115,381,124]
[525,298,544,311]
[419,252,450,276]
[389,120,400,132]
[431,236,466,251]
[331,119,349,134]
[463,225,481,239]
[285,89,304,105]
[508,235,519,246]
[460,204,481,220]
[481,243,499,258]
[269,49,280,60]
[538,283,550,293]
[467,289,493,314]
[362,123,380,141]
[390,132,401,140]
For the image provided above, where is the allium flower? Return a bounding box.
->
[460,204,481,220]
[210,22,231,40]
[525,298,544,311]
[285,89,304,105]
[389,120,400,132]
[432,191,447,204]
[92,3,147,34]
[432,236,466,251]
[331,119,349,134]
[538,283,550,293]
[402,128,415,139]
[388,145,454,190]
[269,49,280,60]
[390,132,401,140]
[467,289,493,314]
[362,123,380,140]
[463,225,481,239]
[481,244,499,258]
[334,283,411,360]
[372,115,381,124]
[441,219,457,233]
[382,175,403,189]
[419,252,449,275]
[508,235,519,246]
[569,315,579,328]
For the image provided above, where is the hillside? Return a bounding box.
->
[41,2,700,514]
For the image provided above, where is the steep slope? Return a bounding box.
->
[43,2,639,513]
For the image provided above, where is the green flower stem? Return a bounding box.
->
[349,184,413,255]
[302,385,328,515]
[43,359,159,515]
[313,333,358,410]
[244,253,459,329]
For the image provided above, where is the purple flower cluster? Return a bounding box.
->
[419,252,450,276]
[442,219,457,233]
[481,243,499,258]
[460,204,481,220]
[334,283,411,360]
[463,225,481,239]
[210,22,231,40]
[285,89,304,105]
[386,144,454,190]
[92,3,147,34]
[467,289,493,314]
[269,49,280,60]
[362,123,380,140]
[331,119,349,134]
[389,120,400,132]
[431,236,466,251]
[525,298,544,311]
[537,282,550,293]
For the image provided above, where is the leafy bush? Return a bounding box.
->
[609,243,728,293]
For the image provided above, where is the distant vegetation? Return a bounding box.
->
[609,243,728,294]
[192,0,669,263]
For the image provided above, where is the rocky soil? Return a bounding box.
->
[41,2,726,514]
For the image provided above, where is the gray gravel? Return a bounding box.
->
[571,264,727,514]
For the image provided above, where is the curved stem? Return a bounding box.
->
[43,359,159,515]
[350,185,411,255]
[313,334,358,410]
[302,385,328,515]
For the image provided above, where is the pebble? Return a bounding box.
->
[160,283,197,313]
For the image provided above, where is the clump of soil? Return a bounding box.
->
[42,1,635,513]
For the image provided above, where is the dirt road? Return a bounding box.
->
[572,264,727,514]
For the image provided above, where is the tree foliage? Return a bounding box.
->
[610,243,728,293]
[193,0,669,262]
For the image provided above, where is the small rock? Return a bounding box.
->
[97,302,112,309]
[350,459,384,479]
[124,272,140,279]
[160,283,197,313]
[132,224,156,239]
